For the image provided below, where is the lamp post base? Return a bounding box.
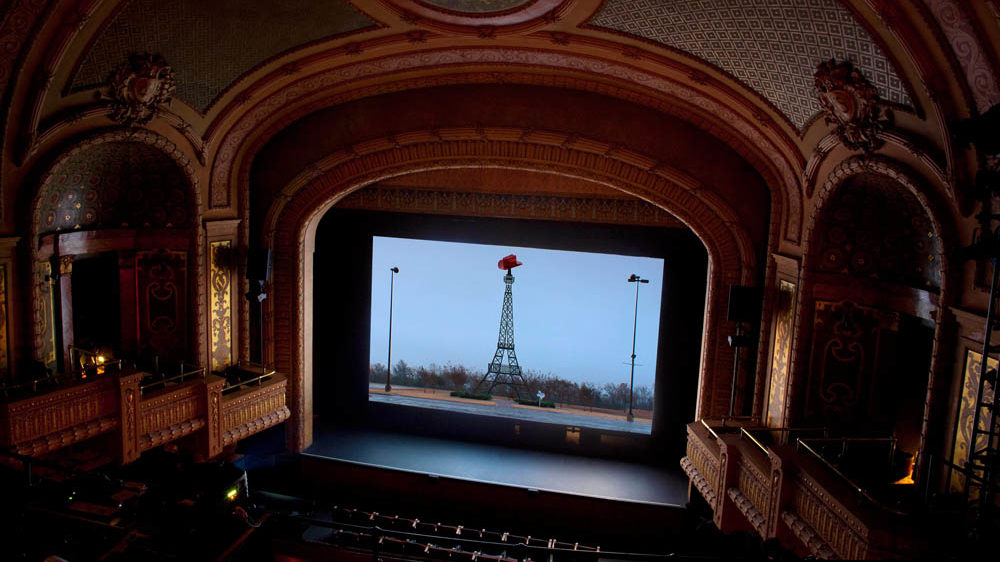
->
[626,411,634,422]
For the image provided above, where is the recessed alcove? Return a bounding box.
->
[803,169,943,469]
[32,139,199,374]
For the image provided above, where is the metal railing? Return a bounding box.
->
[0,371,64,399]
[739,426,828,453]
[796,437,910,516]
[139,365,206,395]
[222,369,277,394]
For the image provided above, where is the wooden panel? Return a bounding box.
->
[138,379,204,445]
[0,377,119,454]
[766,280,796,428]
[805,300,896,431]
[209,241,233,372]
[681,422,721,509]
[950,349,996,493]
[0,264,8,379]
[220,374,289,446]
[734,454,771,535]
[37,261,58,371]
[136,250,188,361]
[786,472,869,560]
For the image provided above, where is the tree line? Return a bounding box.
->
[370,361,654,411]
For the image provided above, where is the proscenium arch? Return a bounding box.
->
[264,137,757,452]
[26,129,207,370]
[210,46,800,241]
[790,155,956,478]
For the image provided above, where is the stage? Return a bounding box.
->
[302,426,686,506]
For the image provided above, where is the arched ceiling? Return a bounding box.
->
[70,0,373,111]
[589,0,912,129]
[65,0,911,129]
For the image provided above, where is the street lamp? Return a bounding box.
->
[626,273,649,422]
[386,267,399,393]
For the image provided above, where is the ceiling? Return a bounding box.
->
[589,0,911,129]
[71,0,373,111]
[65,0,913,130]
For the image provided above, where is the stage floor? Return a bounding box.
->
[369,389,652,435]
[303,426,687,506]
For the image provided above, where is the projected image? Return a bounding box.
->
[369,236,663,427]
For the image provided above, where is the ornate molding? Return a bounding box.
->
[106,53,176,128]
[814,60,891,156]
[264,137,753,446]
[923,0,1000,113]
[811,156,952,289]
[380,0,569,35]
[681,456,716,505]
[207,45,800,242]
[781,510,837,560]
[728,486,766,535]
[209,241,233,372]
[337,186,685,228]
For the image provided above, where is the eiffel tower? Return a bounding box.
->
[476,255,528,399]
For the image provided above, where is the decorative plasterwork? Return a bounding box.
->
[37,141,192,235]
[923,0,1000,113]
[589,0,912,129]
[71,0,373,111]
[336,186,686,228]
[209,241,233,372]
[106,53,176,128]
[383,0,565,32]
[0,0,53,220]
[814,59,890,155]
[814,171,941,291]
[207,47,800,243]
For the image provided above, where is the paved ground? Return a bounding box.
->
[369,389,652,435]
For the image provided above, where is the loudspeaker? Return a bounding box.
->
[727,285,760,323]
[246,248,271,282]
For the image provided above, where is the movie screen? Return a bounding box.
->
[369,236,663,431]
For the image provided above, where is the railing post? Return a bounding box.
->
[117,372,143,464]
[767,445,795,541]
[716,433,750,533]
[205,374,226,459]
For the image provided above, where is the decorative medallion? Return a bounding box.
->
[814,59,890,154]
[107,53,176,128]
[421,0,531,13]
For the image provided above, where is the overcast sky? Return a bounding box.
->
[369,236,663,391]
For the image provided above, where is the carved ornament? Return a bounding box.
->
[107,53,176,128]
[814,60,890,155]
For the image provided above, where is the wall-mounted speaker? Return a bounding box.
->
[246,248,272,282]
[727,285,760,323]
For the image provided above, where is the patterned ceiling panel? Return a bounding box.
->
[39,142,193,235]
[816,172,941,291]
[72,0,373,111]
[590,0,912,129]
